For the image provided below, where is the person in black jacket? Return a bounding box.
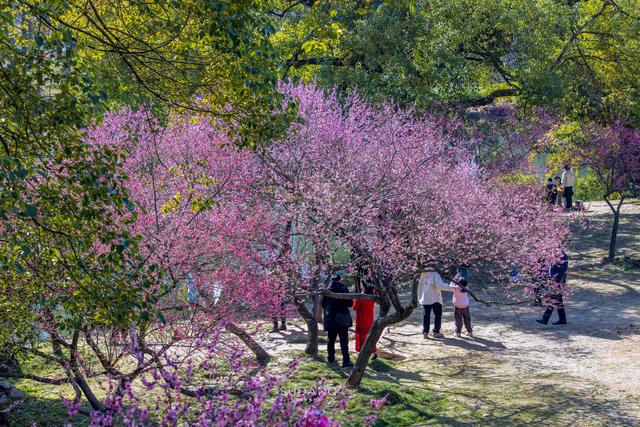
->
[531,258,549,306]
[322,273,354,368]
[536,251,569,325]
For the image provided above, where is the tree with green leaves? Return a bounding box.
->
[541,121,640,261]
[0,0,292,344]
[270,0,640,124]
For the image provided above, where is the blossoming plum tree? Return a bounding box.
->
[2,110,296,421]
[4,83,570,420]
[261,84,568,387]
[89,109,290,360]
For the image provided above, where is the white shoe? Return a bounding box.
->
[466,331,474,338]
[455,332,462,337]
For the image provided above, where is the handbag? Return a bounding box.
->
[334,312,353,329]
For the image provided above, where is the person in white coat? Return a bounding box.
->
[418,268,453,338]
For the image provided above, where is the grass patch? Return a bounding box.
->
[7,353,450,426]
[282,355,451,426]
[6,353,91,426]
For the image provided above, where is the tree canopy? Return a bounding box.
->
[271,0,640,123]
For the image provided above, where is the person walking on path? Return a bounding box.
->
[451,276,473,337]
[531,258,549,306]
[418,268,453,338]
[353,283,377,359]
[322,273,354,368]
[536,251,569,325]
[561,163,576,211]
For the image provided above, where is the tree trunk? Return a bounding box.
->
[226,323,271,365]
[293,296,319,358]
[346,317,388,388]
[608,210,620,261]
[66,331,106,412]
[605,196,625,262]
[305,317,319,357]
[72,370,106,411]
[347,304,416,388]
[346,276,419,388]
[313,295,323,324]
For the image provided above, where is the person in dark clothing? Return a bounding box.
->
[545,178,555,204]
[270,300,287,332]
[270,315,286,332]
[322,273,354,368]
[531,258,549,306]
[536,252,569,325]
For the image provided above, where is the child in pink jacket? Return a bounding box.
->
[451,276,473,337]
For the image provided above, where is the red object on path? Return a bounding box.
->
[353,299,376,353]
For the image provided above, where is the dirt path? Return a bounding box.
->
[261,201,640,426]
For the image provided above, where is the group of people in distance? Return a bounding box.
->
[545,162,576,211]
[321,253,570,367]
[321,268,474,368]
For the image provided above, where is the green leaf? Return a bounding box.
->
[23,204,38,219]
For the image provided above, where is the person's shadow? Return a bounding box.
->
[439,335,507,351]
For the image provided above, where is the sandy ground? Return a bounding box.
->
[260,200,640,426]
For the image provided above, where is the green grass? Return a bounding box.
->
[280,354,451,426]
[6,354,91,426]
[6,350,450,426]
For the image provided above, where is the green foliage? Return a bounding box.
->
[0,5,142,339]
[1,0,295,344]
[497,172,539,186]
[25,0,295,146]
[574,167,609,201]
[270,0,640,123]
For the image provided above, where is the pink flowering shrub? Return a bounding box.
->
[87,110,287,324]
[85,337,378,427]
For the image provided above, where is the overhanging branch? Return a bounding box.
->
[464,88,519,108]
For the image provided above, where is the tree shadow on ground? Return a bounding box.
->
[455,380,638,426]
[365,362,426,385]
[7,393,90,427]
[568,209,640,268]
[397,351,640,426]
[438,336,507,351]
[265,324,328,345]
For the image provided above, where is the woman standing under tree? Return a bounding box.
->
[353,280,377,360]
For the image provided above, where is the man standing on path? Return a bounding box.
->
[322,273,354,368]
[418,267,453,338]
[561,162,576,211]
[536,251,569,325]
